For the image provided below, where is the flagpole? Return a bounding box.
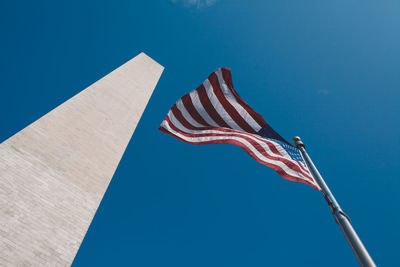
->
[292,136,376,267]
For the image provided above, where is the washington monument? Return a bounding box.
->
[0,53,164,266]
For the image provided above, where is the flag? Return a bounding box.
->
[159,68,320,190]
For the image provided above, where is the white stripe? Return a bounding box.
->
[264,140,298,160]
[297,153,313,176]
[215,69,263,132]
[266,141,312,176]
[203,79,245,131]
[258,139,312,176]
[175,99,206,128]
[162,120,317,186]
[167,111,192,133]
[162,119,317,186]
[189,90,219,127]
[295,161,312,177]
[166,119,286,163]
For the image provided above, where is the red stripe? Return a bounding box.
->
[162,118,314,182]
[220,68,267,128]
[295,160,311,175]
[166,116,283,158]
[180,94,210,126]
[208,73,257,134]
[183,124,284,158]
[196,85,230,128]
[166,112,282,158]
[170,105,209,131]
[261,138,310,175]
[159,125,319,190]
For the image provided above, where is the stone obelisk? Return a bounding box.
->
[0,53,164,266]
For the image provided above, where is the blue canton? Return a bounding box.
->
[257,124,304,162]
[265,138,304,162]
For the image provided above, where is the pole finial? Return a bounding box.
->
[292,136,305,148]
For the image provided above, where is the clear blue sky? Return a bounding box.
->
[1,1,399,266]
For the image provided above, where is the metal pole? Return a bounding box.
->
[292,136,376,267]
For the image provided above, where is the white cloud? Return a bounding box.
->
[171,0,218,9]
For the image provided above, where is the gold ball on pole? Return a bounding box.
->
[292,136,302,143]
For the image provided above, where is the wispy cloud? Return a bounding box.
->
[317,89,331,95]
[171,0,218,9]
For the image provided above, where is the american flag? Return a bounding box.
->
[159,68,320,190]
